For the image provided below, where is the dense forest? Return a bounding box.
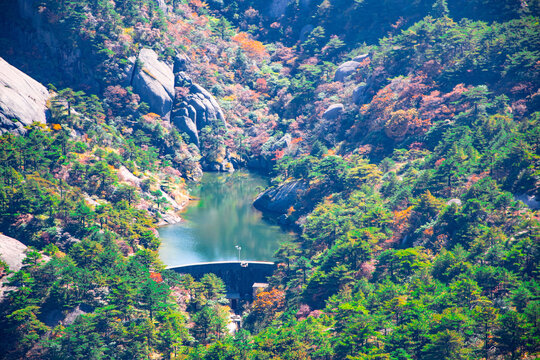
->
[0,0,538,359]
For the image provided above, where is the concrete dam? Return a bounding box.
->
[167,261,276,302]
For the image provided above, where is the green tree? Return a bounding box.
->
[495,310,527,359]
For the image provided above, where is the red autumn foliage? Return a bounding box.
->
[255,78,268,93]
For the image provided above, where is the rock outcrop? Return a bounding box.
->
[253,180,307,214]
[0,57,50,134]
[334,54,369,82]
[126,49,230,170]
[129,49,226,148]
[515,194,540,210]
[15,0,99,91]
[299,24,314,42]
[172,73,227,146]
[247,134,292,172]
[352,83,369,105]
[446,198,463,207]
[118,166,141,187]
[173,53,191,73]
[334,61,361,82]
[131,48,175,119]
[323,103,344,120]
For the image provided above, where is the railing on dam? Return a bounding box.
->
[167,261,276,301]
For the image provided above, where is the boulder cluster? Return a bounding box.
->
[127,48,229,167]
[128,49,227,146]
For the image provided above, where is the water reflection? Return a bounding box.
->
[159,171,292,266]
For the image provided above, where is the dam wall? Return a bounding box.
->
[168,261,276,301]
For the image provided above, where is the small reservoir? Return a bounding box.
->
[159,171,293,266]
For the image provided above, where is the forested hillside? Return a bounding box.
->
[0,0,538,359]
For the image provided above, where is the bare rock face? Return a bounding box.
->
[0,57,50,134]
[173,113,199,145]
[515,194,540,210]
[254,180,307,214]
[131,48,175,119]
[173,53,191,73]
[189,84,226,128]
[0,234,27,272]
[268,0,312,18]
[118,166,141,187]
[269,0,290,18]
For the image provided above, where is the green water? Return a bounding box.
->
[158,171,292,267]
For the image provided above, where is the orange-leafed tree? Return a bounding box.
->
[232,32,268,60]
[252,288,285,316]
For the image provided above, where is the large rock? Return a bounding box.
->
[190,84,226,127]
[268,0,291,18]
[121,56,137,87]
[323,103,344,120]
[0,57,50,134]
[118,166,141,187]
[271,134,292,152]
[172,77,227,146]
[299,24,314,42]
[254,180,307,214]
[352,83,369,105]
[131,48,175,119]
[0,234,27,272]
[334,61,361,82]
[174,53,191,73]
[515,194,540,210]
[172,114,199,145]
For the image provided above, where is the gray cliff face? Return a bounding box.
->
[247,134,292,172]
[0,57,50,134]
[14,0,99,90]
[352,53,370,62]
[253,180,307,214]
[131,48,175,119]
[268,0,312,18]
